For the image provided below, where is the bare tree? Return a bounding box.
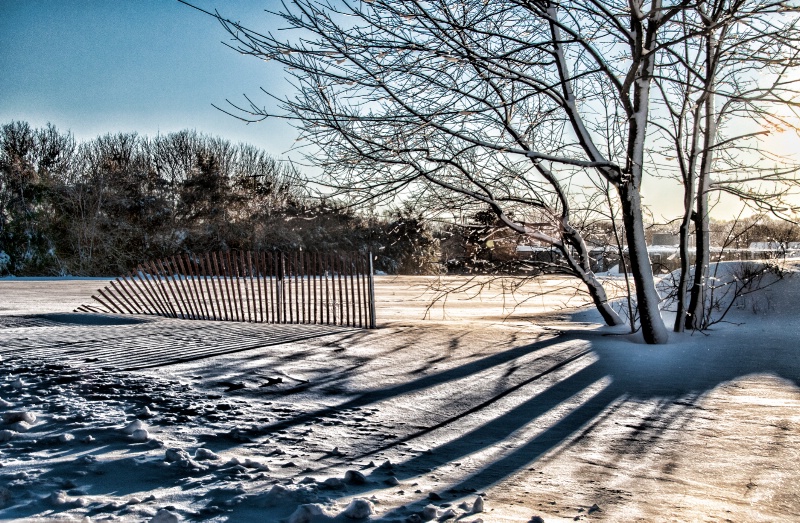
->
[189,0,742,342]
[651,0,800,331]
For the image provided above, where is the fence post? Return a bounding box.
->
[368,251,376,329]
[278,252,285,324]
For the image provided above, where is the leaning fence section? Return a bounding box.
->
[76,251,377,329]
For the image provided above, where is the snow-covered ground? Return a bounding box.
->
[0,273,799,522]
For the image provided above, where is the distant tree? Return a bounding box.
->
[0,121,75,275]
[0,121,512,277]
[1,123,314,275]
[57,132,168,274]
[379,205,441,275]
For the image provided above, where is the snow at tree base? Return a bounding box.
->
[1,266,799,522]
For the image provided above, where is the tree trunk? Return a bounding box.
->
[560,225,625,327]
[674,112,702,332]
[686,164,711,330]
[673,207,693,332]
[686,26,717,331]
[572,263,624,327]
[620,0,669,344]
[620,182,669,344]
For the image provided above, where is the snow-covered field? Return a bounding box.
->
[0,273,799,522]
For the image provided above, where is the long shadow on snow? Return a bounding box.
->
[185,323,799,521]
[372,326,800,519]
[7,317,799,521]
[229,331,566,437]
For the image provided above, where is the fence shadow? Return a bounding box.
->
[0,314,352,370]
[2,312,799,521]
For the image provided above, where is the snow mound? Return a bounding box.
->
[250,484,318,508]
[122,419,147,435]
[150,508,181,523]
[287,503,332,523]
[342,498,375,519]
[659,260,797,321]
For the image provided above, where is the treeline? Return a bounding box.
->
[0,121,436,276]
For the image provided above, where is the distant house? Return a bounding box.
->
[513,244,561,269]
[652,233,679,247]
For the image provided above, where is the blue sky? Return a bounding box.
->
[0,0,295,156]
[2,1,792,219]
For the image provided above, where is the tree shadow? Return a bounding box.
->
[368,326,800,518]
[225,330,568,437]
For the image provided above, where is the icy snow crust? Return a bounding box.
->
[0,273,799,521]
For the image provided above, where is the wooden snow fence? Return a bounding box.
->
[76,251,377,329]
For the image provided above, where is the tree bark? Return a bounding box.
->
[674,108,703,332]
[686,151,711,330]
[620,0,669,344]
[673,205,694,332]
[560,224,625,326]
[619,182,668,343]
[686,25,717,332]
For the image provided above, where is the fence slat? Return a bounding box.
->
[276,251,283,324]
[281,252,287,323]
[110,279,141,315]
[215,252,231,321]
[147,261,175,318]
[368,252,376,328]
[299,251,306,324]
[268,252,275,324]
[200,254,217,320]
[336,254,350,325]
[361,255,367,327]
[330,252,337,325]
[125,271,156,316]
[313,252,319,325]
[166,258,190,319]
[140,263,171,317]
[350,254,358,328]
[185,254,208,319]
[214,252,226,321]
[174,256,197,319]
[224,251,238,322]
[239,251,248,322]
[325,252,331,325]
[225,251,237,321]
[354,255,363,328]
[97,287,126,314]
[307,251,313,323]
[157,259,184,319]
[176,256,196,318]
[244,252,251,322]
[119,274,149,315]
[294,252,300,324]
[91,291,117,314]
[255,252,263,323]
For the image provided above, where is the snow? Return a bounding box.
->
[0,273,799,521]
